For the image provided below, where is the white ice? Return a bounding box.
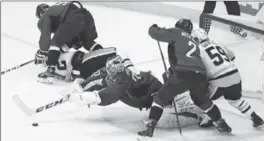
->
[1,2,264,141]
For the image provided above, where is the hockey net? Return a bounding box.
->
[199,13,264,101]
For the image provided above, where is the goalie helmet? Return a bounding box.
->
[106,55,125,75]
[105,55,130,86]
[175,18,193,34]
[36,3,50,19]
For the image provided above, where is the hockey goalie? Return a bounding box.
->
[41,46,205,129]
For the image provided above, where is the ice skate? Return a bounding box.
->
[37,66,56,84]
[214,118,232,133]
[251,112,264,128]
[138,119,157,139]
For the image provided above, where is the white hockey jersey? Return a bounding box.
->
[54,47,139,82]
[55,50,76,78]
[198,40,237,79]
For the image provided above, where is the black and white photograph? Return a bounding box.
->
[1,1,264,141]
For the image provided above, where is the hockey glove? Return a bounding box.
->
[162,67,173,82]
[65,70,82,82]
[35,49,48,65]
[62,78,85,97]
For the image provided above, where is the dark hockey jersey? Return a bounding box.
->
[38,3,71,51]
[148,26,206,74]
[37,2,97,51]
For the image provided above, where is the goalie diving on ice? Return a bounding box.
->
[13,47,207,129]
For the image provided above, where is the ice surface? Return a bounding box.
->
[1,3,264,141]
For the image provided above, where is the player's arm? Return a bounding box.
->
[148,25,181,43]
[38,14,52,52]
[117,49,139,74]
[80,68,107,91]
[220,43,235,61]
[116,49,141,85]
[120,95,145,110]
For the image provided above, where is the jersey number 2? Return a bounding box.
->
[186,41,197,58]
[205,46,230,66]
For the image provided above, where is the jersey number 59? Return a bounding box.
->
[205,46,230,66]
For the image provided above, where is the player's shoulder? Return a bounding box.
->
[199,39,215,48]
[45,4,66,16]
[166,27,183,35]
[172,28,194,41]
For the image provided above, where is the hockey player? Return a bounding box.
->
[45,45,205,128]
[65,54,204,128]
[66,55,158,109]
[191,27,264,128]
[37,46,129,84]
[34,1,100,82]
[138,19,230,138]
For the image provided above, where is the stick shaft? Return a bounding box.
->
[1,59,34,75]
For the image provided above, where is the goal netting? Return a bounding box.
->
[199,13,264,101]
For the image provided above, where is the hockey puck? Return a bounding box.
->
[32,123,39,127]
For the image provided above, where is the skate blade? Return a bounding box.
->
[37,77,54,84]
[137,136,161,141]
[254,123,264,129]
[137,136,151,141]
[217,130,235,136]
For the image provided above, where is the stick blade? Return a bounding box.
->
[12,95,34,116]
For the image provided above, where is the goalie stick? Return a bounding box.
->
[1,59,34,75]
[12,94,70,116]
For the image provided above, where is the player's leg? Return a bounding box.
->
[81,10,99,52]
[188,73,232,133]
[224,1,240,16]
[208,70,264,128]
[223,81,264,127]
[138,71,198,137]
[202,1,216,14]
[38,12,85,83]
[157,92,203,129]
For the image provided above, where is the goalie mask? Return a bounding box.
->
[105,55,130,86]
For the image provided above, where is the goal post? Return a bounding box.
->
[199,13,264,101]
[199,13,264,36]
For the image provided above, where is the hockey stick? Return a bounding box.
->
[156,41,182,135]
[12,94,70,116]
[1,59,34,75]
